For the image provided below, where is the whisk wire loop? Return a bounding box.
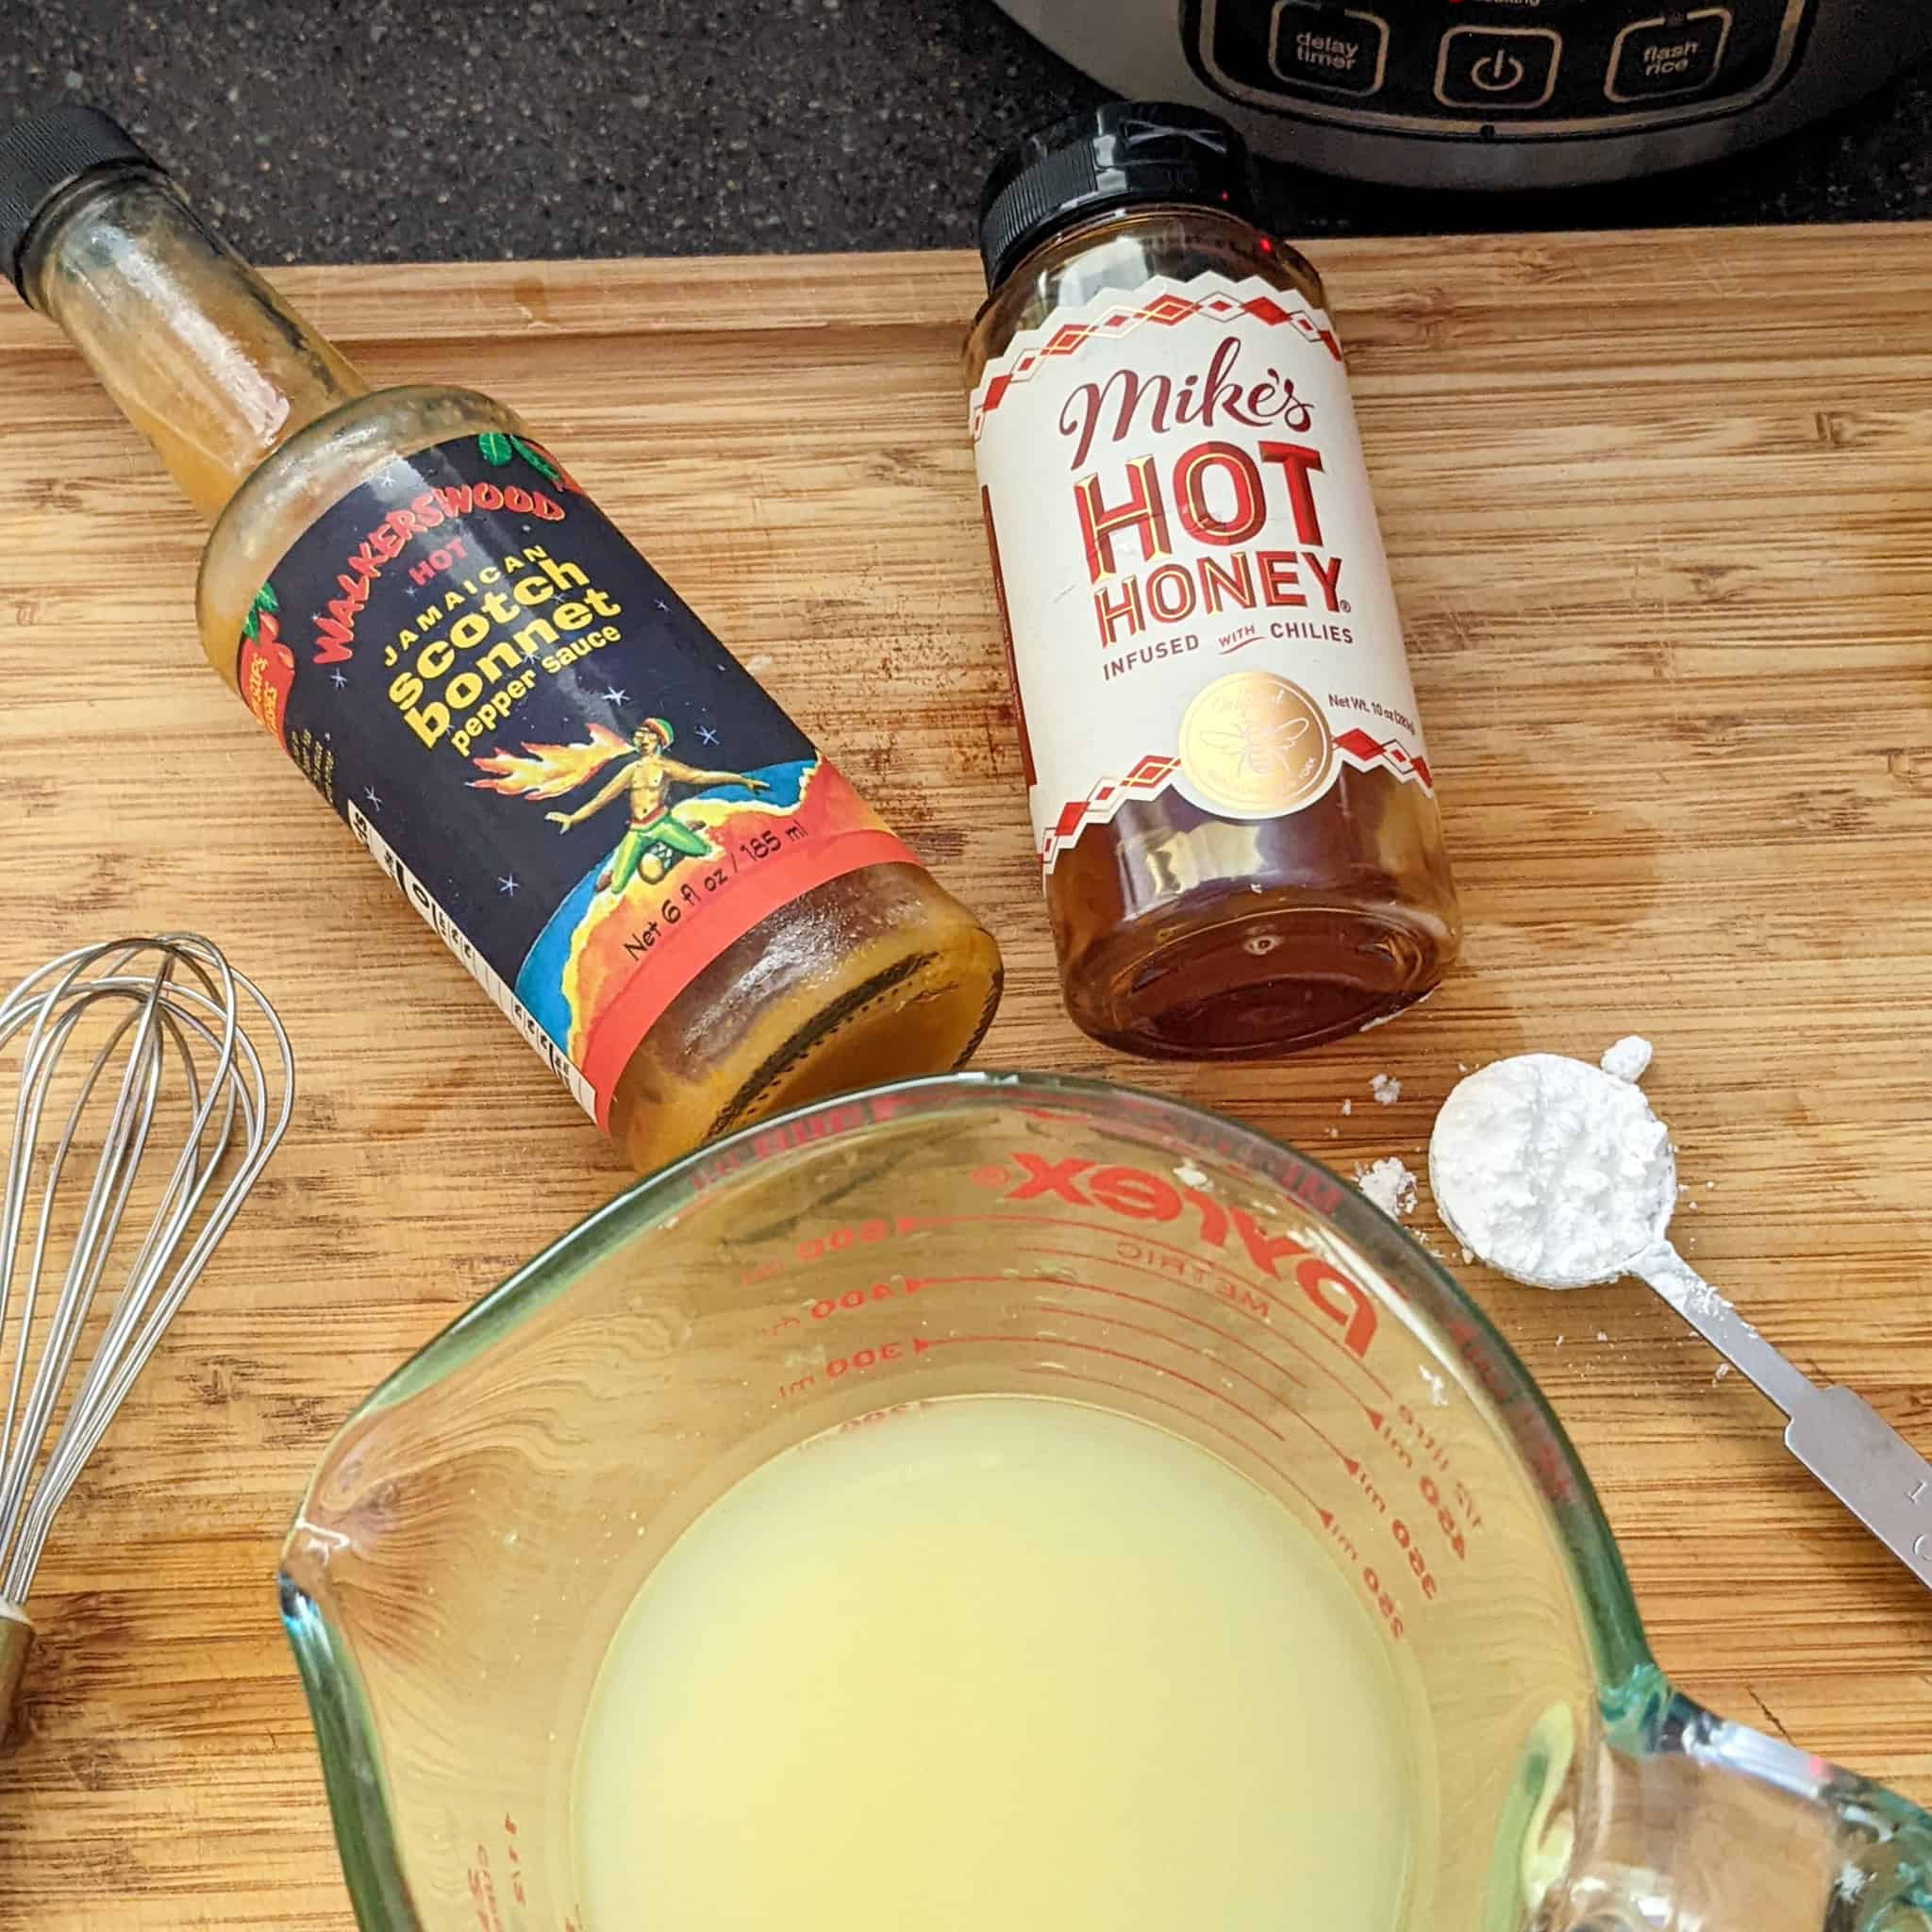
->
[0,937,292,1607]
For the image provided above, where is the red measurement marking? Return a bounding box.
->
[1390,1515,1441,1601]
[825,1341,905,1379]
[1323,1511,1412,1640]
[1023,1292,1357,1471]
[919,1329,1289,1445]
[808,1278,926,1323]
[1433,1309,1575,1508]
[835,1402,924,1435]
[792,1402,931,1452]
[917,1261,1307,1393]
[1392,1401,1457,1476]
[1024,1241,1391,1426]
[1355,1443,1457,1585]
[914,1212,1394,1396]
[918,1324,1413,1641]
[466,1848,505,1932]
[1359,1564,1407,1642]
[1321,1510,1359,1563]
[740,1214,929,1286]
[500,1813,525,1907]
[1023,1246,1310,1390]
[793,1217,900,1265]
[913,1332,1334,1520]
[1419,1474,1474,1556]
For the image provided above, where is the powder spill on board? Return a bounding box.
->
[1354,1157,1417,1220]
[1600,1035,1654,1082]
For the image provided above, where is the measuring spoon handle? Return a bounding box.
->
[1632,1242,1813,1417]
[1784,1385,1932,1588]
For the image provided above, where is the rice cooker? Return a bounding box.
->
[991,0,1932,187]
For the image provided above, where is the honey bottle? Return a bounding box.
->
[5,107,1002,1167]
[967,104,1460,1058]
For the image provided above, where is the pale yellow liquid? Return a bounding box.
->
[574,1394,1417,1929]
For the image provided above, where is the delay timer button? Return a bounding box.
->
[1268,3,1390,97]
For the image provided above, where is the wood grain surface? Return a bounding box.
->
[2,226,1931,1924]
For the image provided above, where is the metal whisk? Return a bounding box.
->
[0,937,292,1734]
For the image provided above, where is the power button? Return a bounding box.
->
[1435,26,1562,110]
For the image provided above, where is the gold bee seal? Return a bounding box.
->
[1178,671,1334,817]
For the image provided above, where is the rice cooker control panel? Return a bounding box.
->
[1186,0,1813,139]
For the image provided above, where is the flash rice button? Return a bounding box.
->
[1607,8,1733,102]
[1434,25,1562,110]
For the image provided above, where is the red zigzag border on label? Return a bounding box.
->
[1040,734,1434,870]
[1333,728,1434,791]
[971,289,1342,441]
[1040,754,1179,869]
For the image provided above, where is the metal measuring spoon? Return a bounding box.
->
[1429,1053,1932,1592]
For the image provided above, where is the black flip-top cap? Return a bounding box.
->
[0,104,157,301]
[978,101,1256,291]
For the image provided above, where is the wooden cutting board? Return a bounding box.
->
[1,226,1931,1925]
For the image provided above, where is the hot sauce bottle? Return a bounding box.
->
[4,107,1002,1167]
[967,105,1460,1058]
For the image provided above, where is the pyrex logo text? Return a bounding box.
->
[1003,1152,1376,1359]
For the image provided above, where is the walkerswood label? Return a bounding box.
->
[240,431,913,1123]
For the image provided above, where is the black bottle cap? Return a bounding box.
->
[978,101,1257,291]
[0,104,158,301]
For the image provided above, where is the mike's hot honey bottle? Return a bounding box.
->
[968,105,1460,1058]
[5,107,1002,1166]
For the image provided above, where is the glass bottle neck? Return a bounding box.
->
[22,168,367,522]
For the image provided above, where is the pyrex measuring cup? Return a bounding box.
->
[280,1074,1932,1932]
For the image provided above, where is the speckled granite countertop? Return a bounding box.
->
[6,0,1932,268]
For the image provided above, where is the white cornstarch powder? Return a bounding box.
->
[1354,1157,1417,1220]
[1428,1050,1674,1289]
[1599,1035,1653,1082]
[1371,1074,1401,1106]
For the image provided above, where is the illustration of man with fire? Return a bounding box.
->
[471,716,768,895]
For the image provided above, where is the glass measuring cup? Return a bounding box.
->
[279,1073,1932,1931]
